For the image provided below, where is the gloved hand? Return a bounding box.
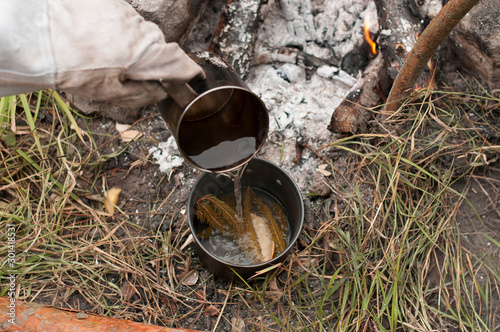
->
[0,0,204,107]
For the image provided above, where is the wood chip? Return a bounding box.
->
[116,123,142,142]
[317,164,332,177]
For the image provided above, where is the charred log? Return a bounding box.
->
[254,47,333,69]
[328,54,391,134]
[374,0,428,82]
[210,0,274,78]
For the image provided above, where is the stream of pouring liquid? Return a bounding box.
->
[189,137,256,221]
[233,171,243,221]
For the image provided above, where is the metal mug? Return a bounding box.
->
[157,52,269,173]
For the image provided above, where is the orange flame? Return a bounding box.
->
[363,10,377,55]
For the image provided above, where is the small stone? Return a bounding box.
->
[75,312,89,319]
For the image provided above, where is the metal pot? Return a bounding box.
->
[187,158,304,280]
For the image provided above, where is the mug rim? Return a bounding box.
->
[177,86,270,173]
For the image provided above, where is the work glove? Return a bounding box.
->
[0,0,204,107]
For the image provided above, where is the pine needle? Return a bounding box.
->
[220,194,236,209]
[195,189,287,263]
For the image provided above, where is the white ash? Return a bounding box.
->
[311,0,370,62]
[278,0,316,48]
[316,65,339,79]
[246,0,372,191]
[248,63,349,190]
[151,0,373,192]
[196,51,228,68]
[316,65,359,86]
[149,136,184,174]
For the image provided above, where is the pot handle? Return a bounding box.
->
[161,82,198,110]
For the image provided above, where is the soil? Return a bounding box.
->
[454,160,500,320]
[32,0,500,330]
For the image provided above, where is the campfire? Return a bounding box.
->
[194,0,498,136]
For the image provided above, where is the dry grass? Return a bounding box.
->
[1,87,499,331]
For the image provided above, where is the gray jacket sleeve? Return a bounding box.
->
[0,0,204,107]
[0,0,56,96]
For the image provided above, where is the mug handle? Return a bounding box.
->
[161,82,198,110]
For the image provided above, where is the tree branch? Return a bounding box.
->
[383,0,480,117]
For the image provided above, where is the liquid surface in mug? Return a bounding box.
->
[188,137,256,171]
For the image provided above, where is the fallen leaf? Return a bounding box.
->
[104,187,122,215]
[196,288,206,301]
[120,280,136,302]
[251,213,275,261]
[119,130,142,142]
[231,317,247,332]
[206,305,219,317]
[269,278,279,292]
[115,123,142,142]
[177,270,199,286]
[115,123,131,133]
